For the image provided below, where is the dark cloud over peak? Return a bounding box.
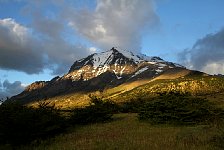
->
[0,18,45,74]
[178,28,224,74]
[0,17,92,75]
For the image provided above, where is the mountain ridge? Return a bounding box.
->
[66,47,184,81]
[9,47,201,105]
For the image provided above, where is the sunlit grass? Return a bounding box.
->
[21,113,220,150]
[117,76,224,102]
[26,76,224,110]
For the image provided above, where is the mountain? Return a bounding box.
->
[9,47,204,105]
[66,47,184,81]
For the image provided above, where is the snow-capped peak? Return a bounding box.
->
[75,47,165,68]
[79,47,144,69]
[111,47,142,63]
[67,47,184,82]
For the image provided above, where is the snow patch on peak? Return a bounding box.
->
[174,63,185,68]
[137,53,153,61]
[111,47,144,63]
[131,67,149,78]
[157,63,167,67]
[155,69,163,72]
[111,47,165,64]
[92,50,113,68]
[113,70,122,80]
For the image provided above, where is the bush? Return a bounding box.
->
[0,102,66,146]
[120,98,147,113]
[138,92,224,125]
[69,96,117,124]
[211,128,224,149]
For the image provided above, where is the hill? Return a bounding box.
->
[7,47,224,108]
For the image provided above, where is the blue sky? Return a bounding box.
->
[142,0,224,60]
[0,0,224,99]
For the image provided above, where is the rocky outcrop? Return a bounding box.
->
[25,81,47,92]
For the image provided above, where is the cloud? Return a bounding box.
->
[3,80,25,95]
[67,0,159,53]
[178,28,224,74]
[89,47,97,53]
[0,79,25,100]
[0,91,8,101]
[0,18,45,74]
[0,17,92,75]
[0,0,159,75]
[29,10,92,74]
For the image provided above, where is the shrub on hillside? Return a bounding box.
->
[0,102,66,146]
[69,96,118,124]
[211,127,224,149]
[138,92,224,125]
[120,98,147,113]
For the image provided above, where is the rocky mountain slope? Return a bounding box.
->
[9,47,201,105]
[66,47,183,81]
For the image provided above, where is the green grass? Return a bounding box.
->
[19,113,221,150]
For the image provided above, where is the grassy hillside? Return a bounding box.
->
[112,76,224,102]
[2,86,224,149]
[19,113,223,150]
[26,76,224,109]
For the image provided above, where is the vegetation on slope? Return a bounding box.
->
[69,96,118,124]
[19,114,224,150]
[25,76,224,109]
[0,97,115,148]
[138,92,224,125]
[114,76,224,102]
[0,102,66,146]
[1,76,224,149]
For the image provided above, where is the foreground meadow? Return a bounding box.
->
[20,113,222,150]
